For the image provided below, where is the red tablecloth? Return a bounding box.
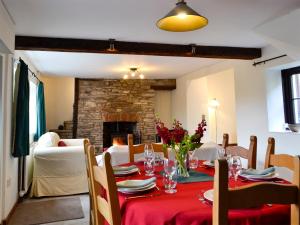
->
[116,162,290,225]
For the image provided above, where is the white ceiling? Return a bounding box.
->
[22,51,220,78]
[4,0,300,78]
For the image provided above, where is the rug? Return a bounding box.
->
[8,197,85,225]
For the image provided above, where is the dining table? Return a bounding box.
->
[116,161,290,225]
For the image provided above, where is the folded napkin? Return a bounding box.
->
[240,167,275,176]
[117,177,156,188]
[113,165,137,172]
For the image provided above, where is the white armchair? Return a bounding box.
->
[30,133,88,197]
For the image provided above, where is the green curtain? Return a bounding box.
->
[34,82,46,141]
[12,59,30,157]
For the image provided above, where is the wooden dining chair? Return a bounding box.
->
[222,133,229,149]
[151,143,168,158]
[83,139,96,225]
[213,158,300,225]
[128,134,145,163]
[264,137,295,170]
[225,136,257,169]
[86,145,121,225]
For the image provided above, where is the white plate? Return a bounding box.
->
[118,183,156,194]
[239,173,279,181]
[203,189,214,202]
[118,182,154,191]
[114,168,139,176]
[203,161,214,167]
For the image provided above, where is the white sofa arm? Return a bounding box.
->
[60,139,85,146]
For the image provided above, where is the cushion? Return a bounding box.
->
[58,140,67,147]
[37,132,60,147]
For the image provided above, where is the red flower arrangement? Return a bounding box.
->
[155,118,207,146]
[155,119,186,144]
[191,119,207,144]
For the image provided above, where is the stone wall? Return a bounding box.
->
[74,79,175,149]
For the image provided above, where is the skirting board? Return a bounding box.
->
[2,198,20,225]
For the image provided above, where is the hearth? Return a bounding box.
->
[103,122,141,148]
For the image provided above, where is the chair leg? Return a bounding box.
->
[89,211,93,225]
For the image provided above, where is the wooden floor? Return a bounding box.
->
[17,194,90,225]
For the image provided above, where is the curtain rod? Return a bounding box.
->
[253,54,287,66]
[17,57,41,82]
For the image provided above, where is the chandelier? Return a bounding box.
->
[123,68,145,79]
[157,0,208,32]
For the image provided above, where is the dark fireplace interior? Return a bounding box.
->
[103,122,141,148]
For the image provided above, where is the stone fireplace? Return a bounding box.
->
[73,78,176,150]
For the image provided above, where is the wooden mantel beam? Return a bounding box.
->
[15,36,261,60]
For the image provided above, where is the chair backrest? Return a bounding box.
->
[225,136,257,169]
[86,146,121,225]
[213,157,300,225]
[151,143,168,158]
[83,139,95,225]
[128,134,145,163]
[222,133,229,149]
[265,137,295,171]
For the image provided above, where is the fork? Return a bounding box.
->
[125,193,161,200]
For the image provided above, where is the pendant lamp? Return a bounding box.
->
[157,0,208,32]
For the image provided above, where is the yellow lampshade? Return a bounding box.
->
[157,1,208,32]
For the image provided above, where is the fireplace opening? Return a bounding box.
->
[112,135,126,146]
[103,122,141,148]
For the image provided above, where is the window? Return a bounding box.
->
[13,61,38,143]
[29,79,37,143]
[282,66,300,124]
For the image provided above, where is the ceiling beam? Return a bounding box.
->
[15,36,261,60]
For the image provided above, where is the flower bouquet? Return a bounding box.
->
[155,118,207,177]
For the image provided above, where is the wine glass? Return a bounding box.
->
[144,144,155,176]
[189,155,199,169]
[226,154,232,178]
[218,147,226,159]
[163,159,177,194]
[229,156,242,187]
[144,144,154,159]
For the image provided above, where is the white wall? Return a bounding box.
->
[172,46,300,176]
[0,2,14,53]
[40,75,74,130]
[206,70,237,143]
[154,91,172,128]
[186,77,208,139]
[0,1,15,222]
[174,68,237,144]
[0,52,5,224]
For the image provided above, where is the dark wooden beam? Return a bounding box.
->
[15,36,261,60]
[150,85,176,90]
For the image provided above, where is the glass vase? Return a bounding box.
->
[175,151,190,178]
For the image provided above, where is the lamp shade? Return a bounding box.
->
[210,98,220,108]
[157,1,208,32]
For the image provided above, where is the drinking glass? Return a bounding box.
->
[229,155,242,187]
[226,154,232,178]
[163,159,177,194]
[154,153,164,166]
[218,147,226,159]
[189,155,199,169]
[144,145,155,176]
